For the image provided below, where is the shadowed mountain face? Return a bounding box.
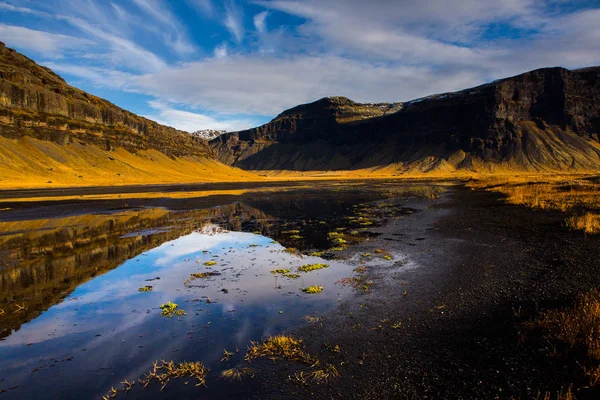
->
[211,67,600,172]
[0,42,208,158]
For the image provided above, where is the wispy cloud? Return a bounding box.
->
[186,0,214,17]
[144,100,259,131]
[0,24,92,57]
[132,0,196,55]
[59,15,167,72]
[224,1,244,43]
[253,11,268,33]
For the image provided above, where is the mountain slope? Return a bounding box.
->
[0,42,258,188]
[210,67,600,173]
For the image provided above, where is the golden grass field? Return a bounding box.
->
[0,136,261,189]
[469,174,600,234]
[1,136,599,238]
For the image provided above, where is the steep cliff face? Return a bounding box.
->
[0,41,209,157]
[211,67,600,172]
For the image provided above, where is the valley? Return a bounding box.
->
[1,26,600,400]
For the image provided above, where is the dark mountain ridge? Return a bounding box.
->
[0,41,209,157]
[211,66,600,172]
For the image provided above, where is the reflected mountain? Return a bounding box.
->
[0,184,441,340]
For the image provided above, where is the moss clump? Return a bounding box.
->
[245,335,317,364]
[283,273,301,279]
[309,251,323,257]
[282,229,301,234]
[302,285,324,294]
[138,285,153,292]
[330,247,345,251]
[190,272,220,279]
[160,302,186,317]
[270,268,291,275]
[204,261,217,266]
[289,235,303,240]
[298,263,329,272]
[140,360,208,390]
[332,237,347,244]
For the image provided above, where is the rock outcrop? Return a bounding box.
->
[211,67,600,172]
[0,41,209,157]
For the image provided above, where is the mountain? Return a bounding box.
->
[191,129,227,141]
[210,67,600,173]
[0,42,257,188]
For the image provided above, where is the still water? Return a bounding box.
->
[0,183,440,399]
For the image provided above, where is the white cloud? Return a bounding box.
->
[186,0,214,16]
[214,43,228,58]
[58,15,167,72]
[0,24,92,57]
[132,0,196,55]
[2,0,600,126]
[224,0,244,43]
[129,55,482,115]
[144,100,258,131]
[41,62,134,89]
[253,11,268,33]
[0,1,52,17]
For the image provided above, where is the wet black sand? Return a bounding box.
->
[254,185,600,399]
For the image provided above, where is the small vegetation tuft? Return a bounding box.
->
[270,268,291,275]
[245,335,317,365]
[298,263,329,272]
[203,261,217,266]
[140,360,208,390]
[160,302,186,317]
[138,285,153,292]
[302,285,324,294]
[220,367,255,381]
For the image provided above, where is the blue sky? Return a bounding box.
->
[1,0,600,132]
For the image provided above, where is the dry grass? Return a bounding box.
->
[245,335,318,365]
[140,360,208,390]
[534,290,600,361]
[530,290,600,387]
[470,175,600,234]
[565,213,600,234]
[534,387,576,400]
[309,364,340,383]
[0,136,262,190]
[220,367,255,381]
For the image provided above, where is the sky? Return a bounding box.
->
[1,0,600,132]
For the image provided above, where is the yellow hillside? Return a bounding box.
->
[0,136,261,189]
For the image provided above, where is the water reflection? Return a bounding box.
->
[0,184,442,399]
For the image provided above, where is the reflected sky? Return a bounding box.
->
[0,226,359,399]
[0,183,441,399]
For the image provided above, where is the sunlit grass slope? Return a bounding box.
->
[0,136,261,189]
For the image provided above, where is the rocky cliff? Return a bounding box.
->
[211,67,600,172]
[0,41,209,157]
